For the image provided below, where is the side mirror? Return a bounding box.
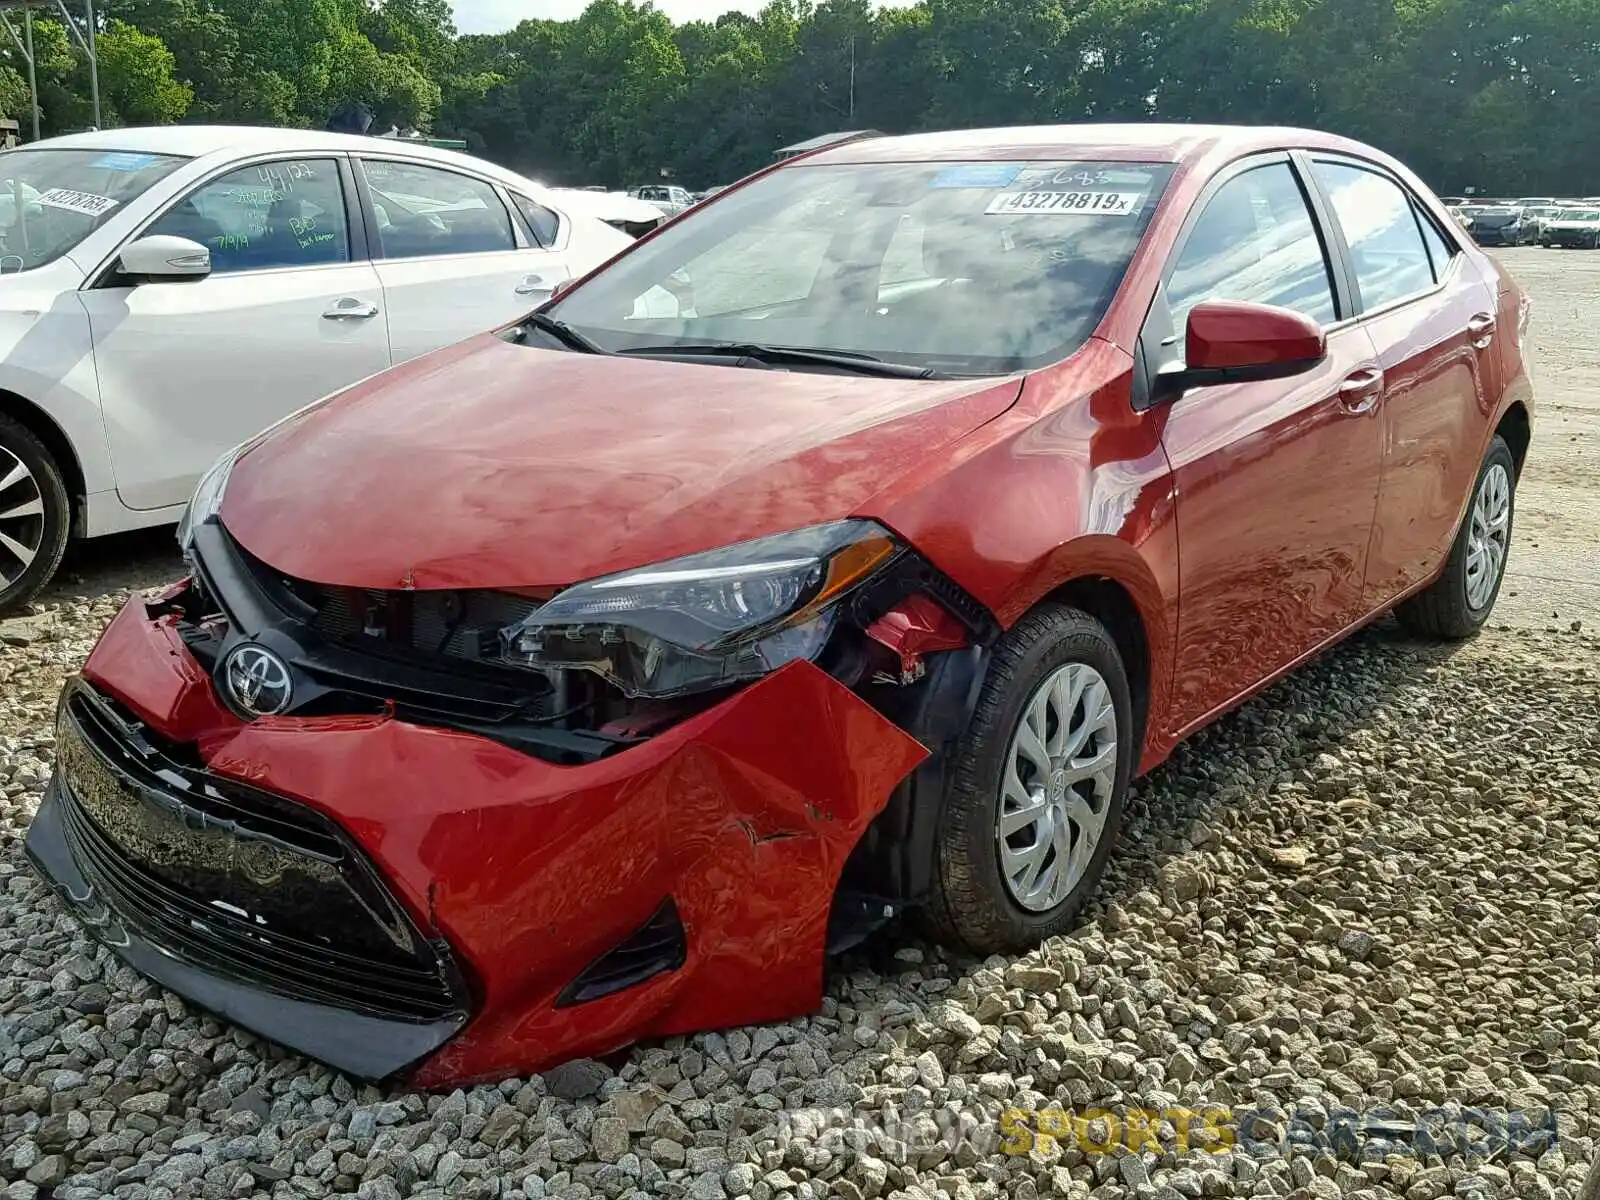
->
[1156,299,1326,398]
[118,235,212,283]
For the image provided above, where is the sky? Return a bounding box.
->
[451,0,770,33]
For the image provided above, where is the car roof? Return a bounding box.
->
[805,123,1386,166]
[12,123,580,207]
[16,124,522,176]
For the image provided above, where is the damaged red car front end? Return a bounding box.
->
[27,584,930,1085]
[25,331,1022,1086]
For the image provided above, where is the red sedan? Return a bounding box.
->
[26,124,1533,1086]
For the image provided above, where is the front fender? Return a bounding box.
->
[864,342,1179,771]
[0,266,115,505]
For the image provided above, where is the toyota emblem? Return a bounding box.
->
[222,644,294,717]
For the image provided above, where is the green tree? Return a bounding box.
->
[94,19,194,125]
[8,0,1600,193]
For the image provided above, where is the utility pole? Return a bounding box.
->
[84,0,99,128]
[848,36,856,120]
[23,9,36,141]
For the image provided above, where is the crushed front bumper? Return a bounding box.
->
[26,590,927,1085]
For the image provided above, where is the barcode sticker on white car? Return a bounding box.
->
[985,189,1145,216]
[36,188,120,217]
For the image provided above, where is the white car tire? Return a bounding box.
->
[0,415,71,615]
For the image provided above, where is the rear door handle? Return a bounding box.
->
[1337,367,1384,414]
[1467,312,1497,348]
[515,274,558,297]
[323,298,380,320]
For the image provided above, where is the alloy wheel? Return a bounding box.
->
[996,661,1119,912]
[1464,461,1511,611]
[0,445,44,591]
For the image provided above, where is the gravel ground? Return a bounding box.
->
[0,253,1597,1200]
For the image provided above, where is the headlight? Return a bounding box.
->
[175,448,240,552]
[500,520,899,698]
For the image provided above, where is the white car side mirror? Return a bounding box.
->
[118,235,212,282]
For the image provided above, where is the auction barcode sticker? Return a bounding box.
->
[985,189,1144,216]
[36,188,120,217]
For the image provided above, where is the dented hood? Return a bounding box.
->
[221,334,1022,590]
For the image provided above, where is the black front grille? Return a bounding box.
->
[278,578,543,665]
[170,521,628,765]
[56,683,470,1024]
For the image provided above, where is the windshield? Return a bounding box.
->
[543,159,1175,376]
[0,147,188,273]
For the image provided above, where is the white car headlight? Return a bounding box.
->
[499,520,900,698]
[175,448,240,552]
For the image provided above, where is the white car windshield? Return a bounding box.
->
[543,159,1175,376]
[0,147,188,273]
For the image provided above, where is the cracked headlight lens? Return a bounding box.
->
[500,520,899,698]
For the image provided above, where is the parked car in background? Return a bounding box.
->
[1519,204,1566,245]
[1545,208,1600,248]
[629,184,694,216]
[0,125,632,611]
[29,122,1534,1086]
[1456,203,1525,246]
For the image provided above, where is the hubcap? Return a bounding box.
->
[996,662,1119,912]
[1464,462,1511,611]
[0,446,44,591]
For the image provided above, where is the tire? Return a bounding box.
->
[925,604,1135,955]
[1395,434,1515,640]
[0,415,71,616]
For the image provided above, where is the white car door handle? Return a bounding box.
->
[516,273,567,297]
[323,298,380,320]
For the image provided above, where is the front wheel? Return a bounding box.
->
[0,415,71,615]
[1395,435,1515,640]
[925,605,1134,955]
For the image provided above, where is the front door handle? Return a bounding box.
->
[515,274,556,297]
[323,298,380,320]
[1467,312,1497,349]
[1337,367,1384,414]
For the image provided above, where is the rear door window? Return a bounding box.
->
[1414,205,1457,280]
[1313,160,1436,309]
[361,160,516,259]
[512,194,561,248]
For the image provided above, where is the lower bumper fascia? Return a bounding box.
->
[25,778,466,1081]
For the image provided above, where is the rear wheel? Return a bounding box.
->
[0,415,71,616]
[925,605,1134,954]
[1395,435,1515,640]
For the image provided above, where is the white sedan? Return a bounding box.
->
[0,125,632,611]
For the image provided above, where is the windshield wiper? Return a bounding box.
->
[613,341,944,379]
[516,312,607,354]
